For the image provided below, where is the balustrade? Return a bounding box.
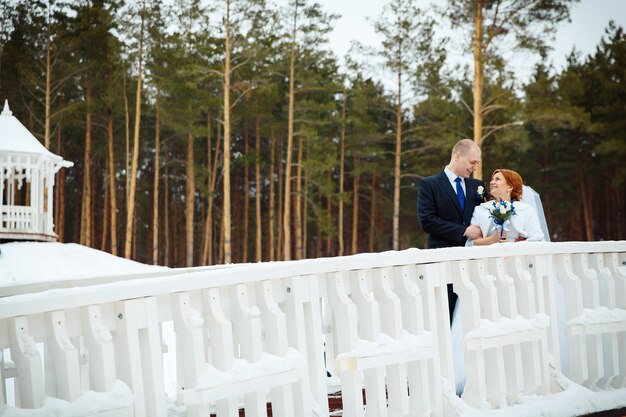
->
[0,205,34,232]
[0,241,625,416]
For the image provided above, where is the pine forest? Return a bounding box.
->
[1,0,625,267]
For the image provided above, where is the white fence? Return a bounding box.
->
[1,241,625,416]
[0,205,34,233]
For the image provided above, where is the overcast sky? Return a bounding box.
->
[296,0,626,82]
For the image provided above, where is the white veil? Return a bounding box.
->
[522,184,550,241]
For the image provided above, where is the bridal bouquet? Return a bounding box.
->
[489,199,516,238]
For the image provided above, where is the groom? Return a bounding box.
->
[418,139,484,319]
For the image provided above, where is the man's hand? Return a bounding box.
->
[464,225,482,240]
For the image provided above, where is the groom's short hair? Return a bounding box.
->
[452,138,480,156]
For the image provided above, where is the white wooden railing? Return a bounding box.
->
[0,205,35,232]
[1,241,625,417]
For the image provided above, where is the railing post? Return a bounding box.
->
[114,297,165,417]
[328,271,363,417]
[202,287,238,416]
[372,267,409,416]
[45,310,81,401]
[255,280,296,417]
[231,283,266,417]
[283,275,326,416]
[555,254,587,384]
[421,262,454,385]
[453,260,490,408]
[8,316,44,408]
[396,264,441,416]
[604,252,626,387]
[82,305,116,392]
[572,253,604,388]
[588,254,620,388]
[351,269,387,417]
[171,291,210,417]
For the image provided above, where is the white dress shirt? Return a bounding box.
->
[444,166,466,197]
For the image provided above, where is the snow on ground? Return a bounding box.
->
[1,381,132,417]
[443,366,626,417]
[0,242,165,286]
[1,242,626,417]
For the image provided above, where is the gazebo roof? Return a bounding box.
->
[0,100,65,162]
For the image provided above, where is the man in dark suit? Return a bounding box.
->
[418,139,484,319]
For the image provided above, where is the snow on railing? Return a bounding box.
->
[0,241,626,417]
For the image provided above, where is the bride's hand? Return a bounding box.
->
[498,230,509,243]
[487,230,504,244]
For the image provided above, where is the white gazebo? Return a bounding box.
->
[0,100,73,242]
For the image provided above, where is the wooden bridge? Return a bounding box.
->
[1,241,625,416]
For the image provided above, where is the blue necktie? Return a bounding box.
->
[455,177,465,210]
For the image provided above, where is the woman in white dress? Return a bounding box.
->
[466,169,545,246]
[453,169,547,394]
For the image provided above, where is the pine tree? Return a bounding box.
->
[446,0,577,179]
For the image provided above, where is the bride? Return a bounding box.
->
[466,169,545,246]
[453,169,549,394]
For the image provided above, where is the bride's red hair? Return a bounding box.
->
[492,169,523,201]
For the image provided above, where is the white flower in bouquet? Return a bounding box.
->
[489,199,516,237]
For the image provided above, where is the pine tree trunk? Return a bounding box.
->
[579,170,593,241]
[255,117,262,262]
[200,114,211,265]
[185,126,195,266]
[222,0,233,263]
[234,172,243,263]
[604,173,611,239]
[615,165,624,239]
[107,108,118,255]
[219,210,225,264]
[316,194,323,257]
[352,157,360,254]
[123,68,130,203]
[303,169,309,258]
[326,177,332,255]
[569,209,583,241]
[284,1,299,261]
[73,184,81,243]
[211,116,222,264]
[124,12,144,259]
[277,136,284,260]
[201,112,219,265]
[268,128,276,261]
[392,72,402,251]
[243,128,250,262]
[152,98,160,264]
[132,197,137,260]
[91,162,98,248]
[101,174,109,251]
[81,77,93,247]
[295,137,304,259]
[55,95,65,242]
[173,191,179,265]
[164,162,170,266]
[369,174,376,253]
[473,0,485,180]
[44,21,52,149]
[338,93,346,256]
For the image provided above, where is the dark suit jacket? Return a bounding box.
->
[418,171,484,248]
